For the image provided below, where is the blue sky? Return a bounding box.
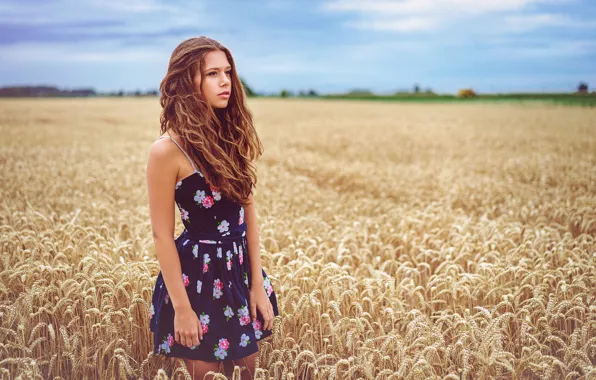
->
[0,0,595,94]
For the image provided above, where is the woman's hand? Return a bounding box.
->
[174,306,203,348]
[249,286,275,330]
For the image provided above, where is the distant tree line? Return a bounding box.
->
[0,86,97,97]
[327,81,593,98]
[0,77,257,98]
[0,86,161,98]
[105,89,159,97]
[0,81,592,98]
[279,89,318,98]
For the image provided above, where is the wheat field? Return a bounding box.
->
[0,98,595,379]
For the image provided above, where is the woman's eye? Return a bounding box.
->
[208,72,216,76]
[225,71,231,75]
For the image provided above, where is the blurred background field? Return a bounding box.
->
[0,98,595,379]
[2,1,596,378]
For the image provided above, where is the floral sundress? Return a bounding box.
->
[149,135,279,362]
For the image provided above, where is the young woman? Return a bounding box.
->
[147,36,279,380]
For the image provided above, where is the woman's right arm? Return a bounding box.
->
[146,140,192,312]
[147,139,203,348]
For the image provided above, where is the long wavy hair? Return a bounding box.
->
[159,36,264,207]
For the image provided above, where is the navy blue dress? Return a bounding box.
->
[149,135,279,362]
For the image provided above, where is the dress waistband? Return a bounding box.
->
[179,228,246,243]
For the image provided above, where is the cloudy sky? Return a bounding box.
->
[1,0,595,94]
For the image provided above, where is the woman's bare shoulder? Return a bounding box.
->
[148,133,181,166]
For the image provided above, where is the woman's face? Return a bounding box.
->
[194,50,232,109]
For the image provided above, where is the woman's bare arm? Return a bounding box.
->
[244,191,264,288]
[245,188,275,330]
[146,139,192,312]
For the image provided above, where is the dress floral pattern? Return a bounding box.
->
[149,135,279,362]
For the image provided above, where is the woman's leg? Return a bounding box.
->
[222,359,235,376]
[232,351,258,380]
[182,358,221,380]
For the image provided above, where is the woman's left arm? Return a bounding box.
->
[244,191,263,288]
[244,191,275,330]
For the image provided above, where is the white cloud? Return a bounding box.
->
[0,0,215,70]
[87,0,173,13]
[0,42,165,63]
[0,0,205,32]
[346,17,437,32]
[503,13,596,31]
[322,0,582,32]
[323,0,569,15]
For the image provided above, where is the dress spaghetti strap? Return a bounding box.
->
[159,135,198,172]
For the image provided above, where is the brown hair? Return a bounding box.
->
[159,36,263,207]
